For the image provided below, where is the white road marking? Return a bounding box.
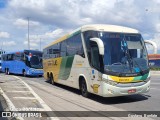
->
[14,76,60,120]
[4,86,28,88]
[13,97,36,99]
[6,91,31,93]
[0,88,24,120]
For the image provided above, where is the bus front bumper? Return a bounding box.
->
[101,80,150,97]
[27,69,43,76]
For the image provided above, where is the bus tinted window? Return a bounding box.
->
[14,53,23,61]
[66,33,84,56]
[7,54,14,60]
[43,33,84,59]
[61,41,67,57]
[51,43,60,58]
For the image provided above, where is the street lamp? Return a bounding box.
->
[40,38,41,51]
[37,35,42,51]
[27,17,30,50]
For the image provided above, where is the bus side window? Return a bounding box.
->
[66,33,85,57]
[76,34,85,57]
[90,42,100,71]
[25,56,31,67]
[60,41,67,57]
[21,53,25,61]
[7,54,14,60]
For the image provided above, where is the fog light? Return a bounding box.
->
[108,89,114,94]
[103,78,118,86]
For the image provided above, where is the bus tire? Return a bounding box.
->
[5,68,7,75]
[80,78,89,97]
[23,70,26,77]
[50,74,55,85]
[7,69,10,75]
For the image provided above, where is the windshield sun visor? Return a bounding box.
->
[127,41,143,49]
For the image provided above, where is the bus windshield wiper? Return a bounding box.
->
[121,35,143,74]
[121,35,133,73]
[132,58,144,75]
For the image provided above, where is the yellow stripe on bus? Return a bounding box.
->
[109,76,134,83]
[43,57,62,82]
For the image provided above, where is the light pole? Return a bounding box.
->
[37,35,42,51]
[40,38,41,51]
[28,17,30,50]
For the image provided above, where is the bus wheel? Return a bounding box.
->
[50,74,55,85]
[5,69,7,75]
[81,79,89,97]
[23,70,26,77]
[7,69,10,75]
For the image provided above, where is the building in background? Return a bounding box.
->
[0,49,5,72]
[148,54,160,68]
[144,40,160,68]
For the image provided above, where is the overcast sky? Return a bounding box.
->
[0,0,160,53]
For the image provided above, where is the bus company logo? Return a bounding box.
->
[52,60,58,66]
[119,78,130,82]
[48,60,58,66]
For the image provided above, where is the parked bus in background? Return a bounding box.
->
[0,49,5,72]
[43,24,150,97]
[1,50,43,76]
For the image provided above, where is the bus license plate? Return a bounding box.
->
[128,89,136,94]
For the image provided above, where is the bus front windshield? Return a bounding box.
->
[25,51,43,69]
[100,32,149,74]
[30,55,43,69]
[83,31,149,76]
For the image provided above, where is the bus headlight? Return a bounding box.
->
[102,78,118,86]
[29,69,35,73]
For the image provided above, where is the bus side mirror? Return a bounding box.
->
[90,38,104,55]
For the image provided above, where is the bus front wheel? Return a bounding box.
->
[80,79,89,97]
[5,69,7,75]
[6,69,10,75]
[23,70,26,77]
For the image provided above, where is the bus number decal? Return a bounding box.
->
[91,84,100,93]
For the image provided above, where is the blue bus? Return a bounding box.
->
[1,50,43,76]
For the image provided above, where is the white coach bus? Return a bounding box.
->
[43,24,150,97]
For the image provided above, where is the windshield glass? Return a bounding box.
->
[30,55,43,69]
[83,31,149,75]
[99,32,149,74]
[25,51,43,69]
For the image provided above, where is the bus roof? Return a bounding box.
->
[81,24,139,33]
[44,24,139,49]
